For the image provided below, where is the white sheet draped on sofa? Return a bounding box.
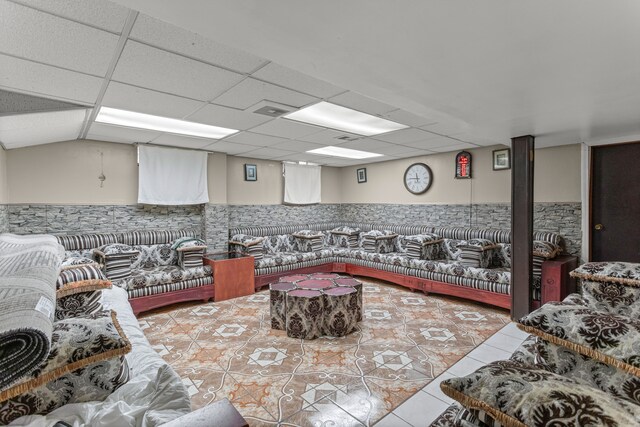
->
[283,162,321,205]
[138,145,209,205]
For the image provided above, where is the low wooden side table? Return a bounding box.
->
[204,252,255,302]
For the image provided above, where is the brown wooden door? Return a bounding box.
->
[591,142,640,262]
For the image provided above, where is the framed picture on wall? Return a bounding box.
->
[244,164,257,181]
[357,168,367,183]
[493,148,511,171]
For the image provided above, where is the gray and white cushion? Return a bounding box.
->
[330,227,360,248]
[570,261,640,287]
[94,244,139,281]
[60,256,99,270]
[292,230,324,253]
[55,291,103,320]
[362,230,398,254]
[398,234,443,259]
[56,265,111,298]
[130,244,177,269]
[229,234,265,259]
[458,239,498,268]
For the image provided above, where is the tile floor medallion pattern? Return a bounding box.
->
[140,278,509,426]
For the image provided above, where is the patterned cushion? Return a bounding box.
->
[255,252,325,269]
[362,230,398,254]
[440,360,640,427]
[230,242,264,260]
[579,280,640,318]
[55,265,111,298]
[122,265,212,290]
[55,291,103,320]
[492,243,511,268]
[130,243,177,269]
[519,301,640,377]
[263,235,296,253]
[292,231,324,253]
[0,310,130,423]
[60,256,99,270]
[570,262,640,286]
[442,239,467,261]
[332,234,359,249]
[330,226,360,235]
[458,239,498,268]
[171,236,206,250]
[398,234,443,259]
[94,244,138,281]
[532,240,560,259]
[229,234,265,247]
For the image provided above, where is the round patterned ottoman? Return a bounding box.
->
[269,282,297,330]
[296,279,334,291]
[285,289,324,340]
[322,287,358,337]
[334,278,363,321]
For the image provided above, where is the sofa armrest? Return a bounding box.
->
[229,234,264,260]
[292,230,324,252]
[458,239,498,268]
[402,234,443,260]
[541,255,578,304]
[177,246,206,268]
[93,244,139,281]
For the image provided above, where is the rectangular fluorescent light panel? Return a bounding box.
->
[307,145,382,159]
[284,101,408,136]
[96,107,239,139]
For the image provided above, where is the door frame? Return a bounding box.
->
[582,137,640,262]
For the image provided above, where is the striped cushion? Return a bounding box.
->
[120,229,200,246]
[56,265,111,298]
[94,244,138,281]
[56,234,119,251]
[362,230,398,254]
[55,291,103,320]
[400,234,443,259]
[533,240,561,259]
[127,276,212,298]
[458,239,499,268]
[178,248,205,269]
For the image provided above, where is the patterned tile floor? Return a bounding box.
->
[139,278,509,426]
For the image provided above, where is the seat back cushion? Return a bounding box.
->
[130,244,177,269]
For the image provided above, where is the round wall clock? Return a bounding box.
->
[403,163,433,194]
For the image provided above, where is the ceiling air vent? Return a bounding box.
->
[253,105,290,117]
[334,135,358,142]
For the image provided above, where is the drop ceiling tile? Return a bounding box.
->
[298,129,362,145]
[186,104,271,130]
[428,142,478,153]
[399,135,461,149]
[151,134,216,149]
[241,147,294,160]
[87,123,162,143]
[129,14,268,73]
[271,152,332,163]
[385,149,435,159]
[327,91,396,115]
[251,63,345,98]
[382,109,438,127]
[224,131,290,147]
[249,119,323,139]
[11,0,130,33]
[271,140,324,152]
[212,78,319,110]
[203,140,262,155]
[0,109,87,148]
[0,54,103,104]
[337,139,425,156]
[373,128,441,144]
[420,121,472,136]
[0,1,119,76]
[102,82,204,119]
[111,41,245,101]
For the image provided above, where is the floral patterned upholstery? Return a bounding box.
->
[440,360,640,427]
[441,238,467,261]
[130,244,177,269]
[578,280,640,318]
[361,230,398,254]
[263,234,297,254]
[571,261,640,286]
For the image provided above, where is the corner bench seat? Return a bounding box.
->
[55,229,214,314]
[231,223,574,310]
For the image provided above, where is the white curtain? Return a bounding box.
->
[138,145,209,205]
[283,163,321,205]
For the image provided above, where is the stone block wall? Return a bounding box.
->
[228,204,342,228]
[0,205,8,233]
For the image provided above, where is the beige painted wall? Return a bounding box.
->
[225,155,342,205]
[6,140,231,205]
[340,144,581,204]
[0,147,7,203]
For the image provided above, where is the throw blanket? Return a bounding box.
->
[0,234,63,390]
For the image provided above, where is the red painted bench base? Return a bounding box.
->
[130,285,215,316]
[255,257,578,311]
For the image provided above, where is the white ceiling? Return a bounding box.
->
[3,0,640,166]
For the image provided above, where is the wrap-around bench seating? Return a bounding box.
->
[229,222,577,310]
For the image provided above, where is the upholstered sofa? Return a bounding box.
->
[56,229,213,314]
[431,261,640,426]
[229,222,577,310]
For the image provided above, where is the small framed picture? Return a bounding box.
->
[357,168,367,183]
[244,164,257,181]
[492,148,511,171]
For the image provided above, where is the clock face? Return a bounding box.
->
[403,163,433,194]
